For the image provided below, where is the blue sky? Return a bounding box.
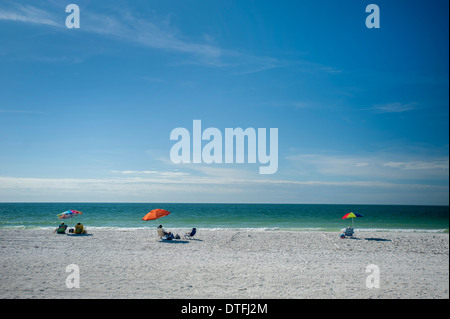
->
[0,0,448,204]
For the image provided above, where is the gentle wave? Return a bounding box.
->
[1,225,448,233]
[353,228,449,233]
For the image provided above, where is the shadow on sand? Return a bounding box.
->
[159,238,203,244]
[364,237,392,242]
[159,239,190,244]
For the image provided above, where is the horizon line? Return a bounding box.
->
[0,201,448,207]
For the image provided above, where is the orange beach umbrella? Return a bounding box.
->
[142,209,171,221]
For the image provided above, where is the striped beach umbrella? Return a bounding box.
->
[58,210,83,220]
[342,212,363,228]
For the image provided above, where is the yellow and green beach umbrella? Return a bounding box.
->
[342,212,363,228]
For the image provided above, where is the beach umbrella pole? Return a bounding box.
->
[342,212,363,232]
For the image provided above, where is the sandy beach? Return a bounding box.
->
[0,228,448,299]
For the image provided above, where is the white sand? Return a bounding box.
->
[0,228,448,299]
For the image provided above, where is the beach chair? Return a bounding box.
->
[184,228,197,240]
[344,227,354,238]
[55,224,67,234]
[74,223,87,234]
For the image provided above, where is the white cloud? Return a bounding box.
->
[0,2,221,63]
[83,10,223,64]
[0,2,338,74]
[354,162,370,167]
[285,153,449,181]
[1,168,448,204]
[370,102,418,113]
[0,3,60,27]
[82,10,296,73]
[113,170,190,177]
[115,170,158,175]
[382,159,449,170]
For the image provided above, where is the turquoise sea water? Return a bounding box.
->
[0,203,448,233]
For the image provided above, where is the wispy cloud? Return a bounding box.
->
[0,2,222,64]
[286,153,449,181]
[82,9,223,65]
[112,170,190,177]
[369,102,418,113]
[82,10,295,73]
[1,172,445,191]
[0,2,339,74]
[1,172,447,204]
[382,159,449,170]
[0,3,60,27]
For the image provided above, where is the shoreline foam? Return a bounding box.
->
[1,226,448,233]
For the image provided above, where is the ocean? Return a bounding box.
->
[0,203,448,233]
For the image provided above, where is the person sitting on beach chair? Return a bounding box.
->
[157,225,166,239]
[55,223,68,234]
[157,225,171,239]
[157,225,180,240]
[184,228,197,240]
[74,222,87,235]
[344,226,354,238]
